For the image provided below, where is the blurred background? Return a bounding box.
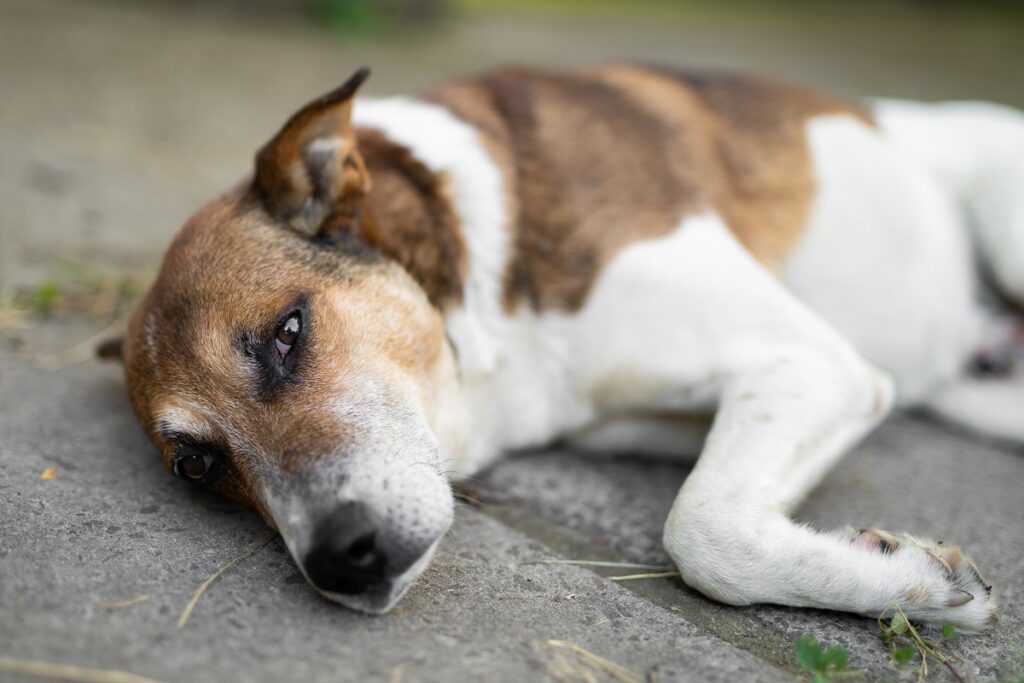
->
[1,0,1023,327]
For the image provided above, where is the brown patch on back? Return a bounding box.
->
[639,65,872,272]
[430,68,690,311]
[355,129,466,309]
[427,65,873,312]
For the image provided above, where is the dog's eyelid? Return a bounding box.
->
[158,428,223,455]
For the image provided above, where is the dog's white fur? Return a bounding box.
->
[349,96,1022,627]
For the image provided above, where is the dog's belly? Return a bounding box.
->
[784,114,981,402]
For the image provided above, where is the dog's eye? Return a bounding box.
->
[275,313,301,357]
[173,452,214,482]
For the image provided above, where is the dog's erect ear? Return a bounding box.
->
[254,67,372,240]
[96,337,124,362]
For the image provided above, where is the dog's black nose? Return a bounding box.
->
[303,502,388,595]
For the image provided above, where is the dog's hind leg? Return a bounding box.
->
[921,313,1024,445]
[875,99,1024,308]
[924,378,1024,446]
[648,215,997,629]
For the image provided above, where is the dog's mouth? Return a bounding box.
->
[289,537,440,614]
[311,540,440,614]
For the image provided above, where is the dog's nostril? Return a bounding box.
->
[303,502,389,595]
[346,532,378,568]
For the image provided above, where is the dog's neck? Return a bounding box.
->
[352,98,523,475]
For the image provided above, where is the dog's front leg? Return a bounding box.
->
[664,349,996,628]
[648,218,997,630]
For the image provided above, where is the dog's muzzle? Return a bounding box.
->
[265,450,454,613]
[288,498,444,613]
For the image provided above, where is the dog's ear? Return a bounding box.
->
[96,337,124,362]
[253,67,372,240]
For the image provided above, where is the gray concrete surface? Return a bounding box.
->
[3,1,1024,681]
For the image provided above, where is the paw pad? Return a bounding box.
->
[854,528,901,554]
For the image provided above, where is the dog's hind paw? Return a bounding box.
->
[852,528,997,630]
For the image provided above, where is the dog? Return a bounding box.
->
[102,64,1024,628]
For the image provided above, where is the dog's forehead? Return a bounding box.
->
[123,190,378,421]
[161,191,327,290]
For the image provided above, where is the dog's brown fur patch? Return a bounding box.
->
[355,129,466,309]
[427,64,873,312]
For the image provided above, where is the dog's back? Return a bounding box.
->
[422,65,869,309]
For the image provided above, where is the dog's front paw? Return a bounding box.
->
[853,528,997,630]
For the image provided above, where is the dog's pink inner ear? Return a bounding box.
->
[253,67,373,240]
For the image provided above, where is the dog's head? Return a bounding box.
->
[110,69,461,613]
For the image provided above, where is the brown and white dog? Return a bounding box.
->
[108,65,1024,627]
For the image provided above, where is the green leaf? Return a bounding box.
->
[942,622,959,640]
[892,646,916,664]
[811,674,831,683]
[794,635,824,672]
[889,612,910,637]
[822,645,850,672]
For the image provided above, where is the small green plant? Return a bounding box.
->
[31,279,61,315]
[794,635,854,682]
[878,606,972,682]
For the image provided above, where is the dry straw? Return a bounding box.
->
[177,533,277,628]
[0,658,167,683]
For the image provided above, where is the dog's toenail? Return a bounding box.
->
[947,590,974,607]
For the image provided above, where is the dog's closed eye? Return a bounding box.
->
[275,313,301,358]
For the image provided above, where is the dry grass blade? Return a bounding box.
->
[31,317,127,371]
[544,640,644,683]
[0,657,167,683]
[177,533,277,628]
[526,560,674,571]
[97,595,150,609]
[880,604,973,683]
[0,306,28,331]
[608,571,680,582]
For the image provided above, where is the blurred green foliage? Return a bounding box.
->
[311,0,446,35]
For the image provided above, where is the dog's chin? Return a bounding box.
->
[313,539,440,615]
[318,579,407,615]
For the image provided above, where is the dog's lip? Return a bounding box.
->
[281,531,441,615]
[315,575,412,615]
